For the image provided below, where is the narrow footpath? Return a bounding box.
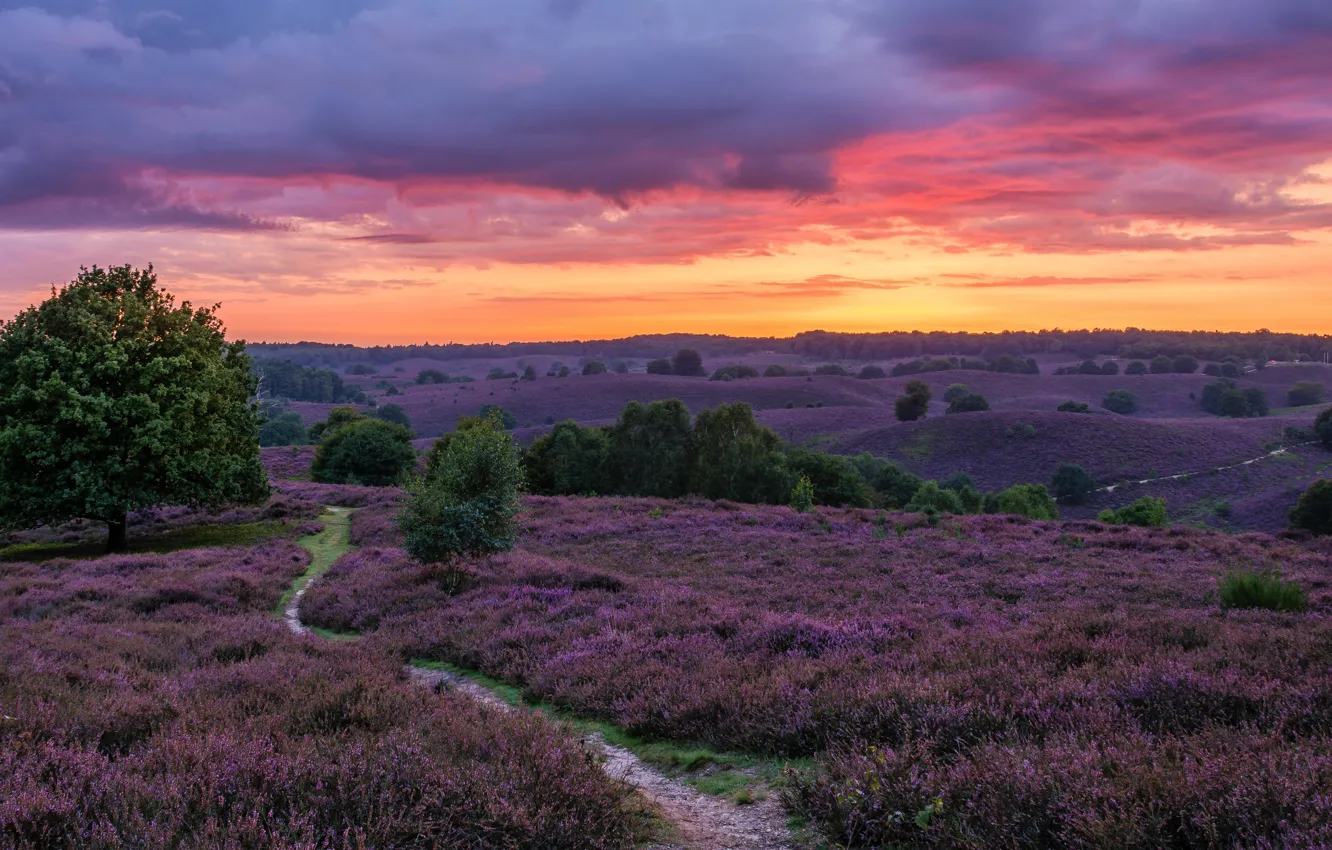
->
[288,507,795,850]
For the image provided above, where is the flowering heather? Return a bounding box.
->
[307,495,1332,848]
[0,537,641,848]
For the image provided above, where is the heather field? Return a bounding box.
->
[0,522,644,849]
[300,490,1332,848]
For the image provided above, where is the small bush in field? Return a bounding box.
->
[1102,389,1137,414]
[1099,496,1168,527]
[994,483,1059,520]
[946,392,990,414]
[1218,570,1307,613]
[1289,479,1332,535]
[581,360,607,376]
[646,358,673,375]
[1314,407,1332,448]
[856,364,886,380]
[764,364,788,377]
[1052,463,1096,504]
[906,481,964,514]
[311,419,415,486]
[943,383,970,404]
[789,475,816,513]
[1288,381,1324,407]
[1125,360,1148,375]
[895,380,932,421]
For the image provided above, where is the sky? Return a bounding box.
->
[1,0,1330,344]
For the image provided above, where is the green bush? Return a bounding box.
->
[946,392,990,414]
[373,402,412,432]
[1172,355,1199,374]
[1218,570,1307,613]
[523,420,610,496]
[785,448,874,508]
[1317,407,1332,448]
[857,364,887,380]
[789,475,816,513]
[311,419,416,486]
[710,364,760,381]
[906,481,965,514]
[1124,361,1148,375]
[1149,355,1173,374]
[1057,400,1090,413]
[399,412,523,568]
[672,349,707,377]
[416,368,449,384]
[646,358,673,375]
[994,484,1059,520]
[1101,361,1119,375]
[763,364,788,377]
[1098,496,1168,527]
[871,462,924,509]
[1101,389,1137,415]
[478,404,517,430]
[943,384,970,404]
[582,360,608,376]
[1288,381,1324,407]
[1052,463,1096,505]
[895,380,932,421]
[259,411,307,447]
[1289,479,1332,535]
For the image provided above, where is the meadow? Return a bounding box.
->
[296,482,1332,848]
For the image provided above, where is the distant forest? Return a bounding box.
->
[250,329,1332,367]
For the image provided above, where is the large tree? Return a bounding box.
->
[0,265,269,551]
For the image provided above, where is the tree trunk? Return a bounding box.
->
[106,513,128,553]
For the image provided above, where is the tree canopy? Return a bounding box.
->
[0,265,269,551]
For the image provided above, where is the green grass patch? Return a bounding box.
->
[1270,403,1327,417]
[0,520,292,563]
[408,658,811,803]
[277,508,354,616]
[1219,569,1307,613]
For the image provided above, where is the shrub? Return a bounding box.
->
[400,411,523,568]
[1217,389,1252,418]
[763,364,788,377]
[895,380,933,421]
[1289,479,1332,535]
[307,405,363,442]
[943,384,970,403]
[373,402,412,432]
[872,462,924,509]
[939,472,973,492]
[1102,389,1137,414]
[1004,421,1037,439]
[478,404,517,430]
[311,419,416,486]
[947,392,990,414]
[994,483,1059,520]
[1218,570,1308,613]
[1052,463,1096,504]
[1221,362,1241,378]
[1078,359,1103,375]
[1289,381,1325,407]
[1200,379,1235,414]
[672,348,707,377]
[1244,388,1269,417]
[486,367,519,380]
[905,481,965,514]
[1317,407,1332,448]
[857,364,887,380]
[1057,400,1090,413]
[646,358,673,375]
[789,475,816,513]
[416,368,449,384]
[1099,496,1168,527]
[1203,363,1223,377]
[1125,360,1148,375]
[815,363,851,376]
[259,411,307,447]
[612,361,630,374]
[710,364,760,381]
[522,365,539,381]
[785,448,875,508]
[1101,361,1119,375]
[522,421,610,496]
[689,403,789,504]
[1172,355,1199,374]
[581,360,607,376]
[1149,355,1174,374]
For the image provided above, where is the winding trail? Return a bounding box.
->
[289,507,795,850]
[1099,441,1317,494]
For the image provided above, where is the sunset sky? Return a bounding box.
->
[1,0,1330,343]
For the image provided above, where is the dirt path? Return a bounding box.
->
[1099,441,1317,494]
[291,508,796,850]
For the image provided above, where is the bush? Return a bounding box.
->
[646,358,673,375]
[895,380,932,421]
[373,402,412,432]
[1125,361,1148,375]
[789,475,816,513]
[416,368,449,385]
[486,367,519,380]
[1052,463,1096,504]
[1172,355,1199,374]
[478,404,517,430]
[1200,379,1235,414]
[1102,389,1137,415]
[1078,359,1103,375]
[710,364,760,381]
[905,481,965,514]
[1221,362,1241,378]
[311,419,416,486]
[764,364,788,377]
[1218,570,1307,613]
[815,363,851,376]
[1317,407,1332,448]
[939,471,973,492]
[943,384,970,404]
[612,361,630,374]
[947,392,990,414]
[1101,361,1119,375]
[1004,421,1037,439]
[1289,381,1325,407]
[785,448,874,508]
[581,360,607,376]
[689,403,789,504]
[1203,363,1223,377]
[259,411,307,447]
[672,349,707,377]
[872,462,924,509]
[1289,479,1332,535]
[522,365,539,381]
[856,364,886,380]
[1057,400,1090,413]
[994,484,1059,520]
[399,411,523,567]
[1149,355,1174,374]
[1099,496,1168,527]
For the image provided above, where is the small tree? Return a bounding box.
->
[873,462,924,509]
[478,404,517,430]
[582,360,608,376]
[646,358,673,375]
[943,384,970,404]
[374,403,412,432]
[947,392,990,414]
[1172,355,1199,374]
[1099,496,1168,527]
[1101,361,1120,376]
[398,411,523,580]
[416,368,449,385]
[789,475,816,513]
[1317,407,1332,448]
[995,484,1059,520]
[1125,361,1148,375]
[1078,359,1102,375]
[1289,382,1324,407]
[1289,480,1332,535]
[1057,400,1090,413]
[259,412,308,447]
[905,481,964,514]
[1102,389,1137,415]
[1052,463,1096,504]
[0,265,268,551]
[311,419,416,486]
[1149,355,1174,374]
[672,349,707,377]
[857,364,887,380]
[763,364,788,377]
[522,365,539,381]
[895,380,932,421]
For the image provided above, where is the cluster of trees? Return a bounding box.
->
[416,369,473,385]
[1201,380,1269,418]
[253,358,366,403]
[1053,360,1121,376]
[309,407,416,486]
[893,383,991,421]
[1099,496,1168,527]
[891,355,1039,377]
[1289,382,1325,408]
[1058,400,1091,413]
[647,349,707,376]
[1102,390,1138,415]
